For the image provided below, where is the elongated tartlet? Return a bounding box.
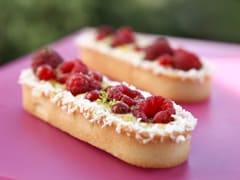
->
[77,26,212,102]
[19,48,197,168]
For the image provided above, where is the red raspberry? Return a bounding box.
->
[55,61,74,84]
[96,26,114,40]
[134,45,143,52]
[133,96,175,123]
[158,55,173,66]
[89,80,101,91]
[66,74,90,96]
[55,60,89,84]
[116,84,144,100]
[88,71,103,82]
[32,48,63,72]
[144,96,165,118]
[161,100,175,115]
[132,100,148,122]
[85,90,100,101]
[107,84,143,107]
[58,61,75,73]
[120,95,137,106]
[36,64,55,80]
[153,111,172,123]
[107,86,123,100]
[135,93,145,101]
[173,48,202,71]
[117,85,132,96]
[111,102,130,114]
[144,38,173,60]
[111,26,135,47]
[55,72,70,84]
[71,60,89,74]
[58,60,88,74]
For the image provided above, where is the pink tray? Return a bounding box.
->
[1,32,240,179]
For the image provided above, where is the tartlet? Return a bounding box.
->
[77,26,212,102]
[19,48,197,168]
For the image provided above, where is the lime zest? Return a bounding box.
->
[49,80,65,89]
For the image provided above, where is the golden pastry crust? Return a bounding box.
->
[79,41,211,102]
[22,84,191,168]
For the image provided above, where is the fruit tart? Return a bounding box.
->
[19,48,197,168]
[76,26,212,102]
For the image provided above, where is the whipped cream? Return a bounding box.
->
[76,29,212,81]
[19,69,197,144]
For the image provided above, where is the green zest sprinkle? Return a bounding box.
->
[108,99,118,107]
[122,114,135,122]
[99,90,108,103]
[49,80,65,89]
[96,90,119,107]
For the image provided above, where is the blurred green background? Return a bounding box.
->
[1,0,240,65]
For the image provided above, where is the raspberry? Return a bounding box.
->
[111,102,130,114]
[107,86,123,100]
[66,74,90,96]
[111,26,135,47]
[58,60,88,74]
[173,48,202,71]
[117,85,133,96]
[144,38,173,60]
[55,61,74,83]
[134,45,143,52]
[133,96,175,123]
[135,94,145,101]
[71,60,89,74]
[158,55,173,66]
[116,84,143,100]
[85,90,100,101]
[88,71,103,82]
[32,48,63,72]
[89,80,101,91]
[120,95,137,106]
[36,64,55,80]
[96,26,114,40]
[106,84,143,107]
[58,61,75,73]
[55,72,70,84]
[55,60,89,84]
[153,111,172,123]
[132,101,148,122]
[145,96,165,118]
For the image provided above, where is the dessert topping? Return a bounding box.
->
[94,26,204,72]
[85,90,101,101]
[144,38,173,60]
[32,48,176,123]
[111,102,131,114]
[172,48,202,71]
[66,73,91,95]
[106,84,144,107]
[133,96,175,123]
[88,71,103,82]
[36,64,55,80]
[96,26,114,40]
[111,26,135,47]
[158,54,173,67]
[32,48,63,72]
[56,60,89,83]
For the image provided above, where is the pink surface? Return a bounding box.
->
[1,32,240,180]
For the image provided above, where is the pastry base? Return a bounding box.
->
[22,84,190,168]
